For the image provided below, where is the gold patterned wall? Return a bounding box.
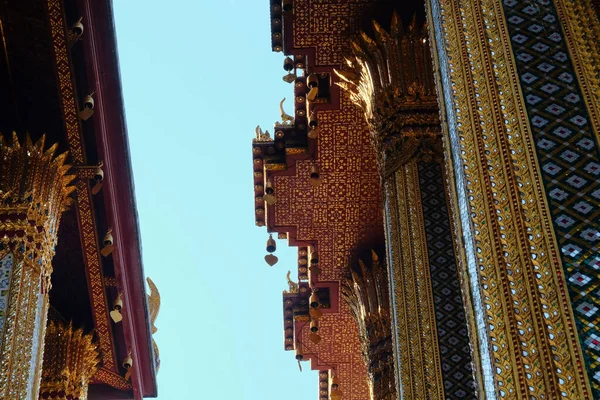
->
[272,92,380,399]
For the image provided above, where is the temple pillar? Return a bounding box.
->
[342,250,395,400]
[39,321,99,400]
[337,15,480,399]
[0,133,75,399]
[426,0,600,397]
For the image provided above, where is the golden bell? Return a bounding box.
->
[122,353,133,370]
[266,234,276,253]
[265,179,275,195]
[310,248,319,264]
[265,254,279,266]
[309,164,321,186]
[113,292,123,311]
[103,229,113,246]
[309,291,319,308]
[101,229,114,257]
[307,73,319,88]
[91,163,104,195]
[79,93,95,120]
[331,375,340,389]
[283,57,294,72]
[282,0,293,12]
[72,17,84,36]
[110,293,123,323]
[295,347,303,360]
[310,320,319,332]
[309,112,318,128]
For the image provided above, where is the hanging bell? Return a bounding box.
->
[307,73,319,101]
[110,292,123,323]
[265,179,275,195]
[310,320,319,332]
[309,248,319,264]
[266,234,276,253]
[331,375,340,390]
[309,164,321,187]
[309,291,320,308]
[283,57,294,72]
[72,17,84,36]
[79,93,95,120]
[283,57,297,83]
[123,352,133,381]
[91,162,104,195]
[307,73,319,88]
[295,347,303,360]
[123,353,133,370]
[101,229,114,257]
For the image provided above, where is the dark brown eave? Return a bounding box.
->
[77,0,157,397]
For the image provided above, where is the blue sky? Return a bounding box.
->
[113,0,317,398]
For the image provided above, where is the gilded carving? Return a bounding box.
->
[341,250,395,400]
[39,321,100,400]
[0,133,75,399]
[335,14,442,177]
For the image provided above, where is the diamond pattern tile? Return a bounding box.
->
[0,253,13,343]
[503,0,600,394]
[419,162,476,398]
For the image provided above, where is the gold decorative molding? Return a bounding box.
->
[39,321,100,400]
[427,0,594,396]
[0,134,75,276]
[383,160,444,399]
[335,14,442,177]
[341,250,395,400]
[0,133,75,399]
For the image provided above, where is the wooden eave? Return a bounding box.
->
[75,0,158,397]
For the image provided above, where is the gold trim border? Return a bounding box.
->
[385,161,445,399]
